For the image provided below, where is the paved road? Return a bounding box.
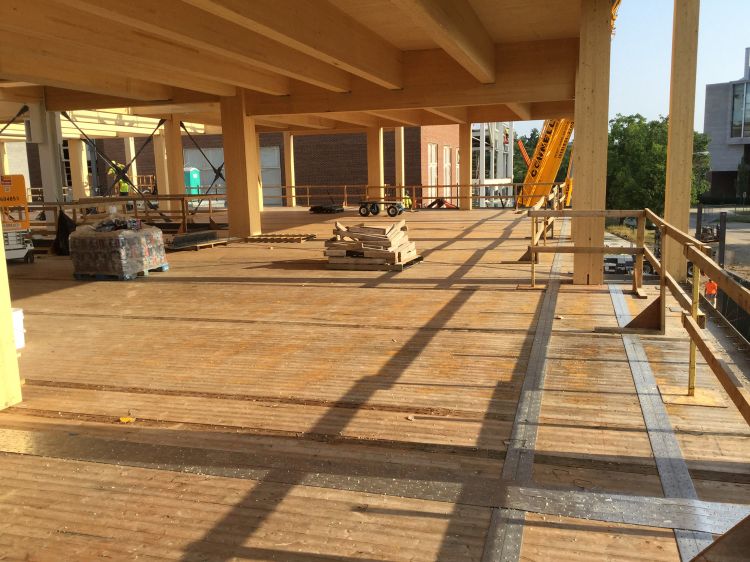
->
[689,209,750,279]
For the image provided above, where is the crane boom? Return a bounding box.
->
[517,118,574,208]
[517,139,531,167]
[515,1,619,209]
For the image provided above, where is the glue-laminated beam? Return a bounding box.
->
[663,0,700,282]
[220,93,262,237]
[571,0,611,285]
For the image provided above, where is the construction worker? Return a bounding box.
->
[107,161,130,198]
[705,277,718,306]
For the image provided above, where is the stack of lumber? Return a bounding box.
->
[325,220,421,271]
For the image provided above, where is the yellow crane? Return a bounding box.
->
[516,119,574,208]
[516,0,620,210]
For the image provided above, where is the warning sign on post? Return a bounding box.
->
[0,175,30,231]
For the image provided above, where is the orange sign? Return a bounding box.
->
[0,175,30,231]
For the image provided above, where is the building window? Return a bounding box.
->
[443,146,451,196]
[428,143,438,186]
[732,83,745,138]
[455,148,460,187]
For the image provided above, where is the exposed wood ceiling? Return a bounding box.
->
[0,0,582,134]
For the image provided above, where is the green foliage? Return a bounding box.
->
[606,114,710,214]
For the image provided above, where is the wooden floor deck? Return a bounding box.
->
[2,208,749,561]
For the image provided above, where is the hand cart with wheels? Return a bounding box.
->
[1,175,34,263]
[358,200,405,218]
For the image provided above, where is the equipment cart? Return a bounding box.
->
[358,200,405,217]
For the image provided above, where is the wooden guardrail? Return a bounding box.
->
[29,194,227,236]
[526,207,750,425]
[273,181,562,210]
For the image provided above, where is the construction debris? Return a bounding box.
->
[325,220,422,271]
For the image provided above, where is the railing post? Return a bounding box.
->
[634,215,646,291]
[688,250,701,397]
[659,225,667,333]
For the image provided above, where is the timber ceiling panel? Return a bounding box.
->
[327,0,438,51]
[469,0,581,42]
[0,0,584,132]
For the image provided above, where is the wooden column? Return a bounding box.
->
[153,133,169,195]
[68,138,89,200]
[0,142,8,175]
[459,122,472,210]
[571,0,612,285]
[220,93,262,237]
[395,127,405,201]
[124,137,139,187]
[283,132,296,207]
[0,221,22,411]
[36,108,65,202]
[256,134,264,212]
[163,116,184,200]
[366,127,384,200]
[664,0,700,282]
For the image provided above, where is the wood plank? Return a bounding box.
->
[686,245,750,315]
[682,314,750,426]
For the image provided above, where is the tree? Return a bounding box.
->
[606,114,710,214]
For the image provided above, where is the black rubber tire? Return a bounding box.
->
[358,205,370,217]
[387,205,398,217]
[24,252,34,264]
[370,203,380,215]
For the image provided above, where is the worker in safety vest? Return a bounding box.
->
[705,278,718,306]
[108,161,130,197]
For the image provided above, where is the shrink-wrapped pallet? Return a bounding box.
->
[69,223,168,280]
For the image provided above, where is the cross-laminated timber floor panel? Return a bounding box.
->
[2,208,749,561]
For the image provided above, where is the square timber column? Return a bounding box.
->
[571,0,612,285]
[395,127,405,201]
[220,94,262,237]
[255,134,264,212]
[153,133,169,195]
[283,132,296,207]
[367,127,384,200]
[68,138,90,200]
[124,137,139,188]
[162,116,184,210]
[664,0,700,283]
[459,122,472,210]
[0,221,22,410]
[0,142,8,175]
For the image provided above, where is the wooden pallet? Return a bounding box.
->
[167,238,240,252]
[325,254,423,271]
[73,263,169,281]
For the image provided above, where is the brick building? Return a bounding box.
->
[22,123,510,207]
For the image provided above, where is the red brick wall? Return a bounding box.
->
[36,126,428,198]
[419,125,460,201]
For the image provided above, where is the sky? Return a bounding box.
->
[514,0,750,136]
